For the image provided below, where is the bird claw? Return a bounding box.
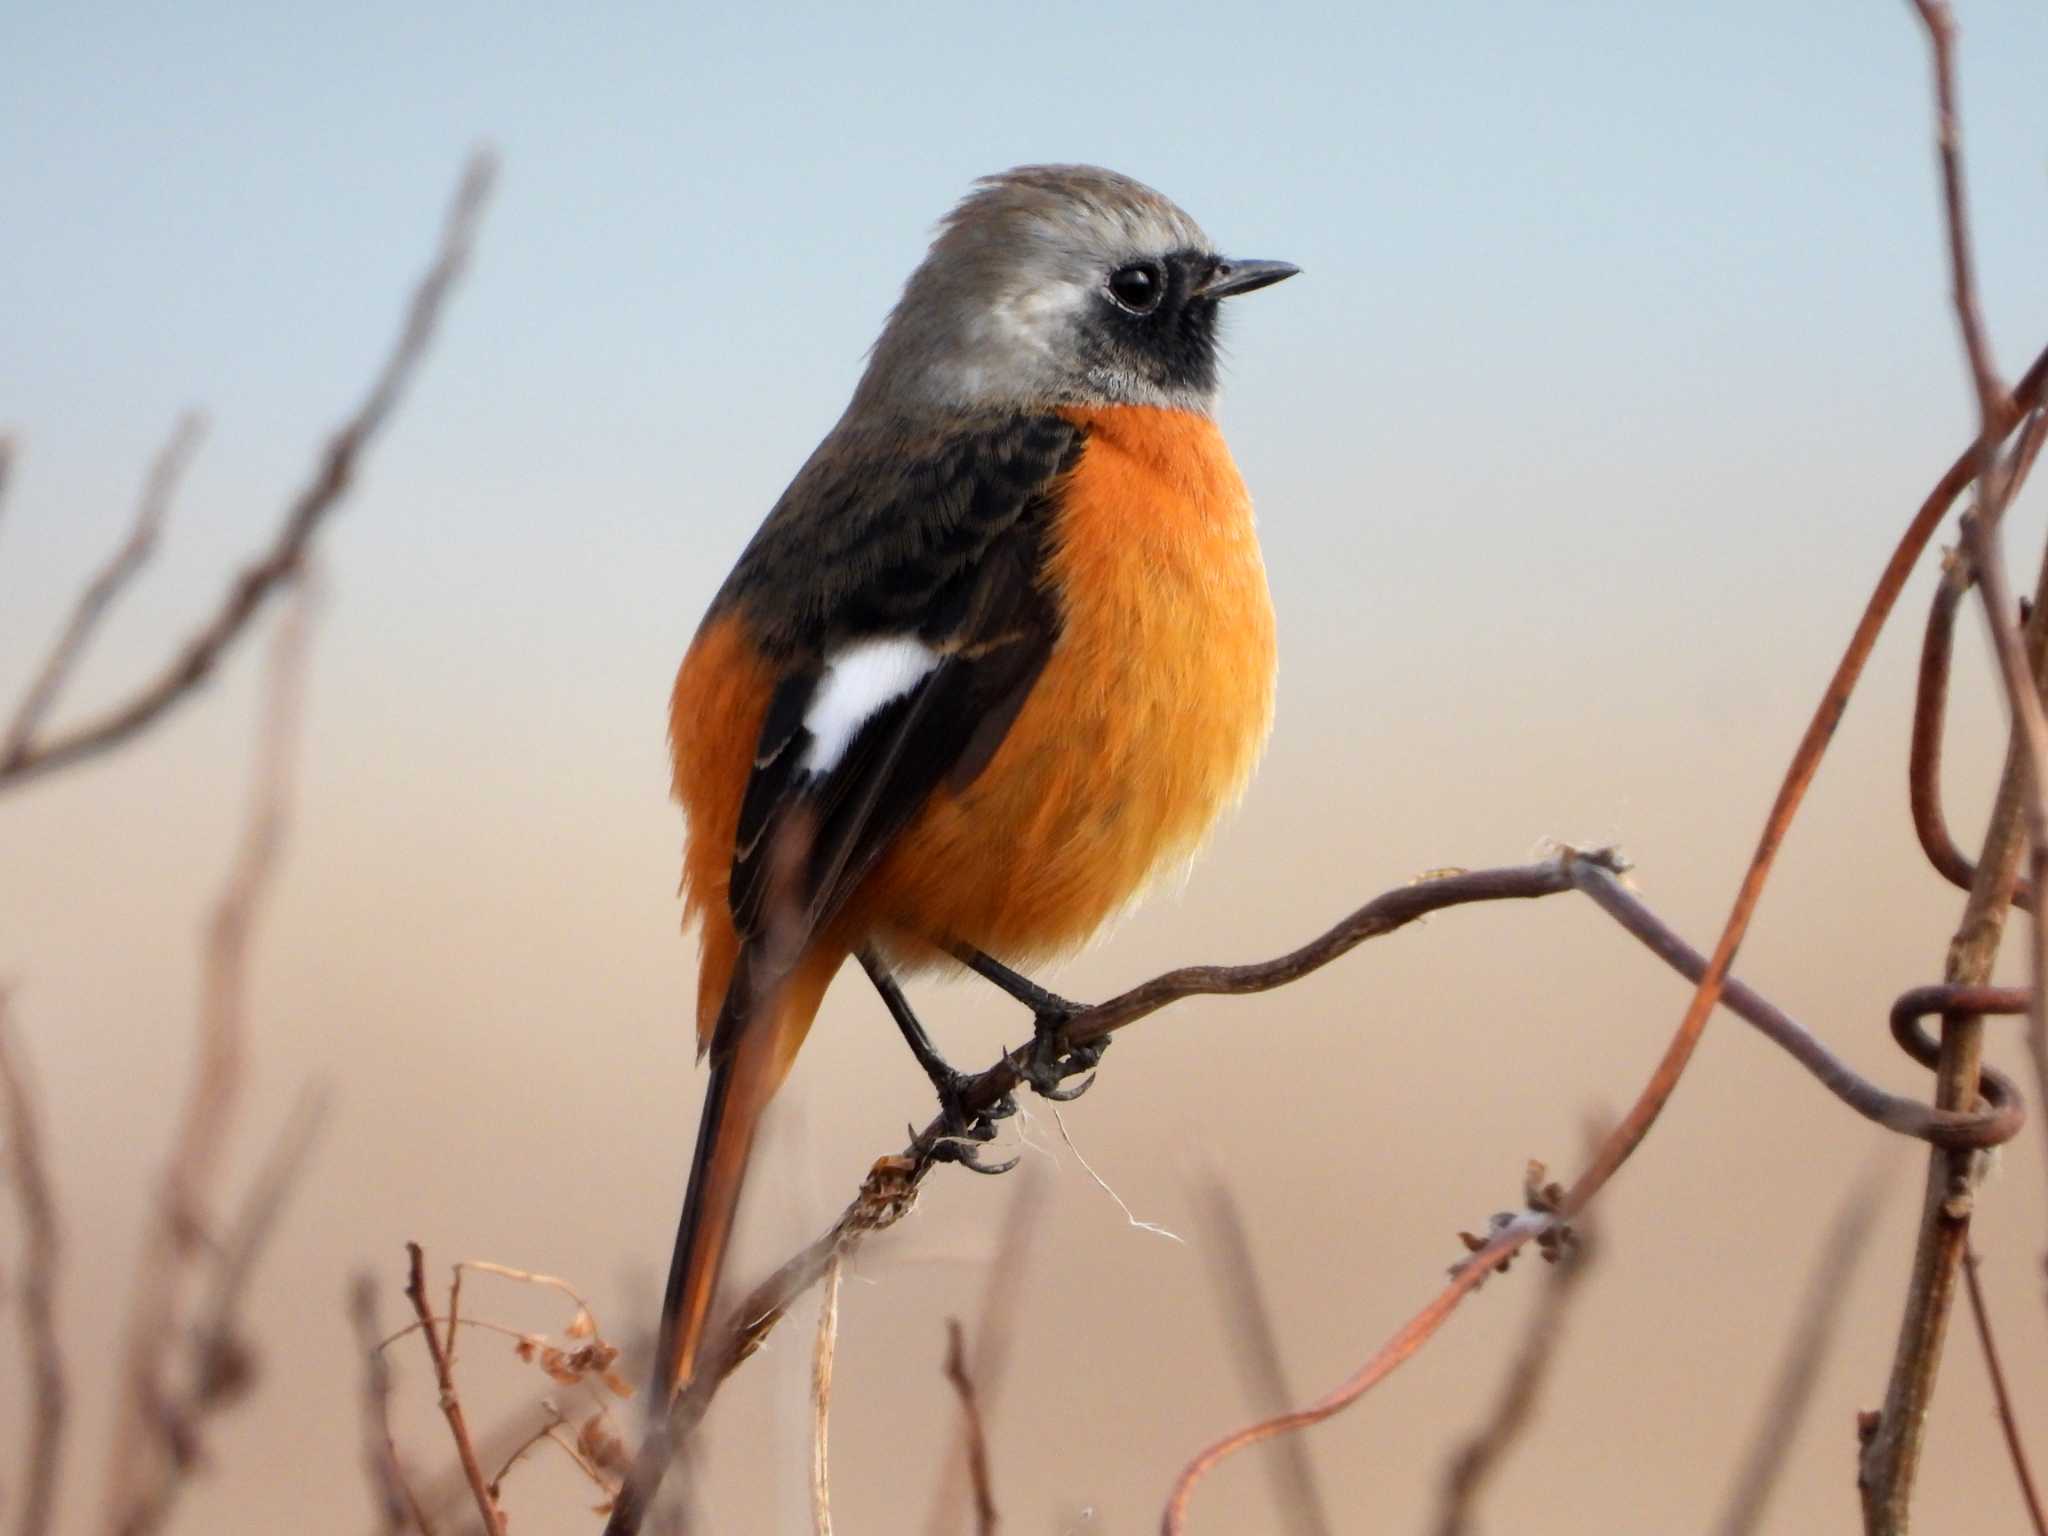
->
[914,1117,1019,1176]
[916,1072,1019,1175]
[1021,1020,1106,1101]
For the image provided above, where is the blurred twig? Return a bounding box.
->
[1194,1179,1334,1536]
[0,150,494,794]
[1960,1247,2048,1536]
[1712,1169,1884,1536]
[942,1319,998,1536]
[0,994,66,1536]
[0,415,204,767]
[1432,1207,1596,1536]
[353,1273,434,1535]
[102,585,317,1536]
[922,1170,1049,1536]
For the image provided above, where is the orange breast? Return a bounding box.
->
[862,404,1276,964]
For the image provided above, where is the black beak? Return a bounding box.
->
[1194,258,1300,299]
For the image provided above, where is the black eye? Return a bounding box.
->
[1107,262,1164,314]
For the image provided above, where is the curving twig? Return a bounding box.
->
[1911,410,2048,909]
[0,151,494,793]
[1161,1214,1546,1535]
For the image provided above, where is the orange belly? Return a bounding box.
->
[859,404,1276,964]
[671,404,1276,1048]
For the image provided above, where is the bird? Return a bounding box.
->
[657,164,1296,1404]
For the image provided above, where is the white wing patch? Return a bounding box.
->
[800,636,941,773]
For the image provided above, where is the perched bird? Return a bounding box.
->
[659,164,1295,1402]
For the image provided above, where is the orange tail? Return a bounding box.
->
[653,952,830,1402]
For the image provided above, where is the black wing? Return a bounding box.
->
[707,411,1083,1050]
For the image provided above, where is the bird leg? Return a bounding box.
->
[858,948,1018,1174]
[950,945,1107,1102]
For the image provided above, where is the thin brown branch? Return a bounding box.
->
[1,414,204,764]
[1862,532,2048,1524]
[0,150,494,793]
[1911,0,2010,429]
[1194,1179,1335,1536]
[404,1242,507,1536]
[1962,1247,2048,1536]
[605,825,2038,1534]
[810,1252,844,1536]
[0,996,66,1536]
[1154,338,2048,1523]
[0,433,16,527]
[102,585,316,1536]
[942,1319,998,1536]
[1431,1222,1597,1536]
[353,1273,434,1536]
[1561,359,2042,1225]
[1866,7,2043,1527]
[1712,1169,1885,1536]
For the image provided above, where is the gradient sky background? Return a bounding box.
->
[6,1,2048,1532]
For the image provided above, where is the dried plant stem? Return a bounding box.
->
[810,1252,844,1536]
[403,1242,506,1536]
[0,998,66,1536]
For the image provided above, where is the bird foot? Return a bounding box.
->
[1020,1010,1106,1102]
[916,1071,1019,1176]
